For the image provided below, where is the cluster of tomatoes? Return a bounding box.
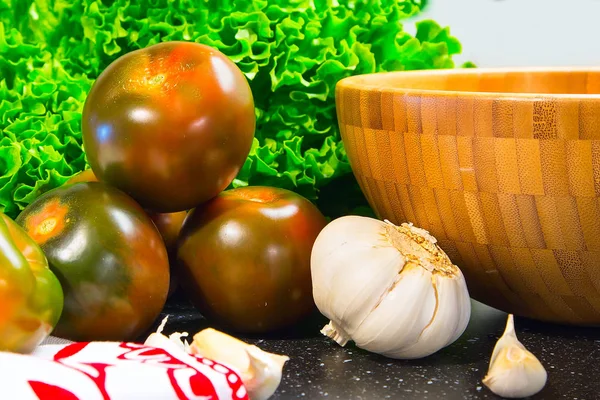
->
[1,41,327,353]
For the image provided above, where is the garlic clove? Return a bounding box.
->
[190,328,289,400]
[390,271,471,359]
[145,320,288,399]
[482,314,547,398]
[350,262,438,356]
[244,345,289,400]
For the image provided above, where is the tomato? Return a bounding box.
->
[176,186,327,333]
[16,182,170,342]
[148,211,188,254]
[147,210,188,297]
[65,170,187,252]
[81,41,256,213]
[63,169,186,297]
[0,213,63,353]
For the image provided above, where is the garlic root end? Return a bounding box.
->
[321,321,350,347]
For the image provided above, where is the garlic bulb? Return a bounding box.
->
[191,328,289,400]
[310,215,471,359]
[482,314,547,398]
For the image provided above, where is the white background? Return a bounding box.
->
[409,0,600,67]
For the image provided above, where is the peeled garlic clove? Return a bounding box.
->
[482,314,547,398]
[310,216,471,359]
[191,328,289,400]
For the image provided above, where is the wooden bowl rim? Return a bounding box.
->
[336,66,600,100]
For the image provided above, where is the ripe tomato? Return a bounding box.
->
[64,169,187,297]
[147,211,188,254]
[147,210,188,298]
[0,212,63,353]
[16,182,170,341]
[65,169,187,253]
[82,41,256,213]
[176,186,327,333]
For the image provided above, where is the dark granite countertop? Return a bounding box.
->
[158,295,599,400]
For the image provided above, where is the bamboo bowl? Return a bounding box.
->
[336,67,600,326]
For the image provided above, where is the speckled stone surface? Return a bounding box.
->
[157,295,600,400]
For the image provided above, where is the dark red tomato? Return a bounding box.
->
[65,169,187,252]
[148,211,188,254]
[16,182,170,342]
[147,210,188,298]
[176,186,327,333]
[63,169,186,297]
[81,41,256,213]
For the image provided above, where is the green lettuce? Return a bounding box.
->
[0,0,466,218]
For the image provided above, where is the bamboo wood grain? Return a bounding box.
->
[336,67,600,326]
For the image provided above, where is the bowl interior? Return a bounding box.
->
[343,68,600,96]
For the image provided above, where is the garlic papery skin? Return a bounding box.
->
[310,215,471,359]
[191,328,289,400]
[482,314,547,398]
[144,316,190,354]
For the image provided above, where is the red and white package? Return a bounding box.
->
[0,341,249,400]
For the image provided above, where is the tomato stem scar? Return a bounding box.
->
[25,199,69,244]
[36,218,57,235]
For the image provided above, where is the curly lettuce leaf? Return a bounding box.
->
[0,0,465,218]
